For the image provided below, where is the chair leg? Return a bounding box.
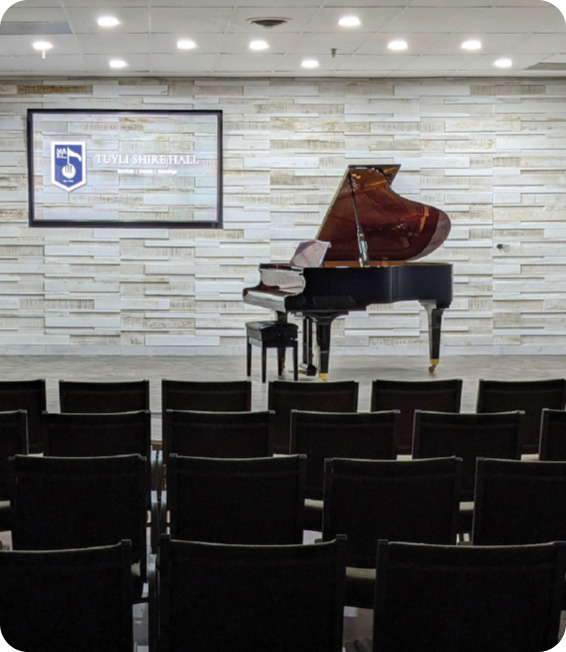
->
[261,343,267,383]
[246,341,252,377]
[292,341,298,381]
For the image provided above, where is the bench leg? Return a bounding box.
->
[261,343,267,383]
[246,341,252,377]
[292,341,298,381]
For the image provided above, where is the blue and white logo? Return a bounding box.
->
[51,142,87,192]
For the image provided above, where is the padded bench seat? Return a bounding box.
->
[246,321,298,383]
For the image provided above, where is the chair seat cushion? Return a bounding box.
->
[304,498,323,532]
[459,500,474,534]
[345,566,375,609]
[0,500,10,532]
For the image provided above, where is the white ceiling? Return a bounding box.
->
[0,0,565,77]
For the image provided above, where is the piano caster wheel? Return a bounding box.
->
[319,373,329,382]
[428,359,439,373]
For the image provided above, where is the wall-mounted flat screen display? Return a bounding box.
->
[27,109,223,228]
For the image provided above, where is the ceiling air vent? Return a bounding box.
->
[248,18,289,28]
[0,21,72,35]
[526,62,566,71]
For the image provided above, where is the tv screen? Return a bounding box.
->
[27,109,223,228]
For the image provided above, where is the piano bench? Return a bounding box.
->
[246,321,299,383]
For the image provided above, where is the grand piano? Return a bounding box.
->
[243,164,453,380]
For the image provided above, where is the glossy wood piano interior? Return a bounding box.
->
[243,165,453,380]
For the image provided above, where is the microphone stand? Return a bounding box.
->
[348,171,371,267]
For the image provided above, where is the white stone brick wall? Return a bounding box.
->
[0,76,564,355]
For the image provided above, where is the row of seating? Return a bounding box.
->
[1,376,565,455]
[5,452,566,593]
[2,452,566,651]
[3,535,565,652]
[3,403,565,535]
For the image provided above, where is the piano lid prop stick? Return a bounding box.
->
[347,171,371,268]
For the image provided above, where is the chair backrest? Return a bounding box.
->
[161,379,252,412]
[290,409,397,500]
[163,409,271,462]
[0,540,133,652]
[9,454,147,597]
[59,379,150,413]
[412,410,523,501]
[158,534,347,652]
[476,378,566,454]
[162,379,252,455]
[0,379,46,453]
[372,540,566,652]
[167,454,306,544]
[370,379,463,455]
[0,410,28,500]
[539,408,566,460]
[42,410,152,505]
[472,457,566,545]
[268,380,359,455]
[322,457,462,568]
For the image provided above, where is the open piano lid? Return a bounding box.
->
[316,164,451,263]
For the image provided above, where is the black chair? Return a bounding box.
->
[476,378,566,454]
[372,540,566,652]
[163,409,271,463]
[322,456,462,608]
[42,410,153,507]
[268,380,359,455]
[472,457,566,546]
[290,409,397,531]
[162,378,251,413]
[161,379,252,457]
[156,535,347,652]
[0,379,46,453]
[0,540,133,652]
[412,410,523,534]
[370,378,463,455]
[539,408,566,460]
[9,454,147,602]
[163,454,306,545]
[0,410,28,532]
[58,379,150,413]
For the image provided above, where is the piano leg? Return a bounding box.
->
[301,317,317,377]
[315,321,332,382]
[421,301,447,373]
[311,313,346,381]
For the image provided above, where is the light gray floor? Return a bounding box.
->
[1,352,565,649]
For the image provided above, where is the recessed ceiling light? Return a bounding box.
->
[387,39,408,51]
[32,40,53,52]
[338,15,361,28]
[461,39,482,51]
[97,16,120,28]
[32,40,53,58]
[177,39,197,50]
[249,39,269,51]
[109,59,128,69]
[301,58,319,69]
[494,57,513,68]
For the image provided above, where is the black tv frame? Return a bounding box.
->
[27,108,223,229]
